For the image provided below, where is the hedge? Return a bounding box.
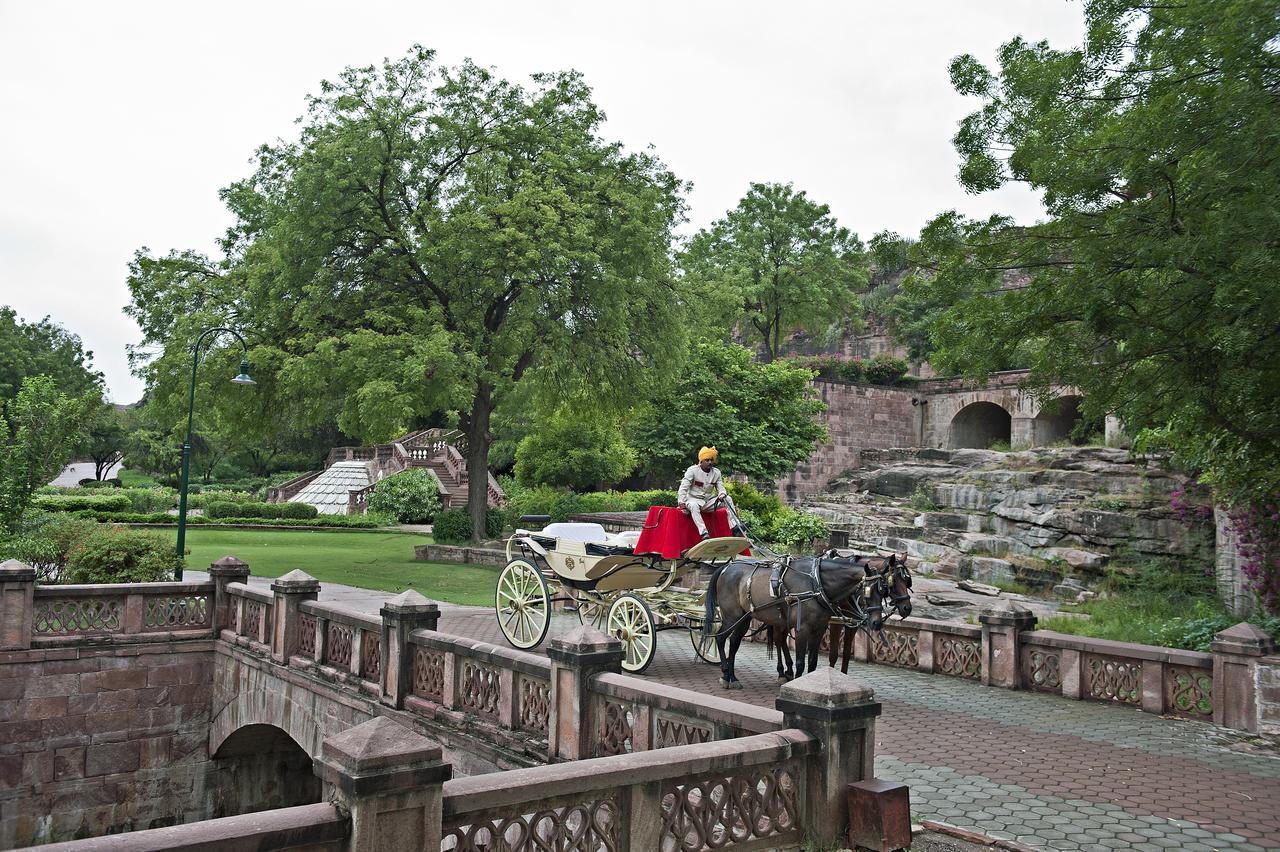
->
[69,510,386,529]
[34,494,131,513]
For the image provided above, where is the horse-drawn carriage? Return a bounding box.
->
[495,504,913,683]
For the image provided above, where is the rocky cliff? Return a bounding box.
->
[803,446,1213,587]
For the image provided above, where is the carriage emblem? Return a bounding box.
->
[563,556,576,571]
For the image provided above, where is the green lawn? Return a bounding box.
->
[183,528,497,606]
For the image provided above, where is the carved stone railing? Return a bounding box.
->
[265,469,323,504]
[23,580,214,647]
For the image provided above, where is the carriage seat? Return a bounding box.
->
[536,523,639,556]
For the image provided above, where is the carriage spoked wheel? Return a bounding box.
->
[575,593,608,631]
[495,559,551,649]
[691,614,723,665]
[606,593,657,674]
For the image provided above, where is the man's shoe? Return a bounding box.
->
[700,532,711,542]
[730,525,745,537]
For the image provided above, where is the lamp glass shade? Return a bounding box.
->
[231,360,256,385]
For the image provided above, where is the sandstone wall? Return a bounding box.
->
[0,640,215,846]
[781,381,920,500]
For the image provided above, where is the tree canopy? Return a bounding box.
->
[629,341,826,485]
[1,376,96,534]
[127,47,692,537]
[897,0,1280,503]
[681,182,866,362]
[0,307,103,404]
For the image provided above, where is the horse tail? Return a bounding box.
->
[702,562,727,637]
[766,625,775,660]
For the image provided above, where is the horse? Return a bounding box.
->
[702,551,885,689]
[827,552,913,673]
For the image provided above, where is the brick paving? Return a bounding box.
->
[204,573,1280,851]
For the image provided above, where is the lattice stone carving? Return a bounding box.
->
[661,765,799,851]
[936,636,980,679]
[442,796,620,852]
[361,631,381,682]
[33,598,123,634]
[1087,655,1141,704]
[243,600,265,639]
[598,700,634,756]
[413,648,445,701]
[870,628,918,668]
[655,714,713,750]
[1025,648,1062,692]
[143,595,211,630]
[519,677,550,734]
[298,613,317,657]
[460,662,501,718]
[1165,666,1213,718]
[326,623,354,668]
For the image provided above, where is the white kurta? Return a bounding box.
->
[678,464,740,537]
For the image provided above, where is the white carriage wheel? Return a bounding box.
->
[691,614,723,665]
[606,593,657,674]
[495,559,551,650]
[575,593,608,630]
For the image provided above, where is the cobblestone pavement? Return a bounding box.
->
[200,573,1280,851]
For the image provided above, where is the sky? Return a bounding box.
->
[0,1,1085,404]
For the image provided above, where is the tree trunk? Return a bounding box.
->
[464,386,494,543]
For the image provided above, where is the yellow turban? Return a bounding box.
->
[698,446,718,462]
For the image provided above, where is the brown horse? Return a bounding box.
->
[827,552,913,673]
[702,552,885,689]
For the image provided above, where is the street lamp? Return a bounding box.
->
[175,327,255,579]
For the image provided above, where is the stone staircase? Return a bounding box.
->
[268,429,503,515]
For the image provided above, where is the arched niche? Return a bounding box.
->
[949,401,1013,450]
[207,724,322,819]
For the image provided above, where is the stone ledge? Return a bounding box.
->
[1020,629,1214,666]
[415,543,507,566]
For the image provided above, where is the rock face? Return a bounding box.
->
[804,446,1213,586]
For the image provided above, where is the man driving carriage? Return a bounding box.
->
[677,446,746,541]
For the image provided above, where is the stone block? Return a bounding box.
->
[848,780,912,852]
[20,696,67,720]
[81,668,148,692]
[54,745,86,781]
[85,741,140,777]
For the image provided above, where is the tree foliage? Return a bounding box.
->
[127,47,691,539]
[629,342,826,485]
[0,376,96,534]
[901,0,1280,504]
[681,183,866,362]
[0,307,103,404]
[81,403,127,480]
[514,409,636,491]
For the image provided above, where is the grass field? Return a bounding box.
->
[183,528,497,606]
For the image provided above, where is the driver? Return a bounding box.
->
[677,446,746,541]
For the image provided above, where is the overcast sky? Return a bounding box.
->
[0,1,1084,404]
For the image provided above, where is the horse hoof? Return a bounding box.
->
[776,675,789,683]
[725,680,744,690]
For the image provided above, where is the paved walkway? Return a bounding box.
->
[199,573,1280,851]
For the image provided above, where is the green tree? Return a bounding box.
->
[681,182,866,362]
[904,0,1280,502]
[127,47,690,540]
[81,403,127,481]
[0,307,103,403]
[0,376,96,534]
[514,409,637,491]
[629,341,826,485]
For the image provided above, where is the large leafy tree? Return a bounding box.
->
[0,307,103,403]
[128,48,690,538]
[629,341,826,485]
[1,376,96,534]
[682,183,867,362]
[900,0,1280,504]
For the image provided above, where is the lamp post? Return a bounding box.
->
[175,327,255,579]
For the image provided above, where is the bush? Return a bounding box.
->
[67,509,386,529]
[575,490,632,514]
[0,513,100,583]
[432,509,472,544]
[624,489,679,511]
[366,470,442,524]
[63,526,182,584]
[33,494,131,513]
[279,502,319,519]
[909,484,938,512]
[123,488,176,513]
[548,492,583,523]
[862,355,909,385]
[767,508,829,548]
[837,360,865,383]
[204,501,241,519]
[77,478,114,488]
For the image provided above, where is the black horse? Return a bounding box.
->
[702,552,885,689]
[827,552,913,673]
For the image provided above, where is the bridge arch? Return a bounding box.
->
[949,401,1012,449]
[207,724,321,818]
[1032,394,1086,445]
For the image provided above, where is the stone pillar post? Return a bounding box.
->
[776,668,882,849]
[546,626,623,761]
[209,556,250,634]
[271,569,320,663]
[979,599,1036,688]
[0,560,36,651]
[1212,622,1276,732]
[314,717,452,852]
[1214,508,1255,618]
[380,590,440,709]
[1011,416,1035,450]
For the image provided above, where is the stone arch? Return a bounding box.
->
[949,401,1012,449]
[207,724,322,818]
[1033,394,1086,446]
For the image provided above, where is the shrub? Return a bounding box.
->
[767,508,829,548]
[33,494,131,513]
[837,360,865,383]
[576,491,631,514]
[366,470,442,524]
[279,502,319,519]
[63,526,182,584]
[863,355,909,385]
[909,484,938,512]
[204,501,241,519]
[485,508,505,539]
[624,489,679,510]
[123,488,176,513]
[0,513,100,583]
[503,483,563,526]
[432,509,472,544]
